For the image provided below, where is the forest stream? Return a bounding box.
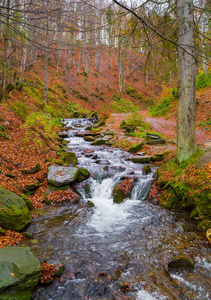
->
[22,119,211,300]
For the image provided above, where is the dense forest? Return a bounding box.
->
[0,1,211,299]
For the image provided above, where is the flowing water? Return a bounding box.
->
[24,119,211,300]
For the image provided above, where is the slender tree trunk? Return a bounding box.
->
[176,0,197,163]
[1,0,10,100]
[201,22,208,75]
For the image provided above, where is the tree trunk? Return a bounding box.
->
[1,0,10,100]
[176,0,197,163]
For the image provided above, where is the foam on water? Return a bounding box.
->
[137,290,167,300]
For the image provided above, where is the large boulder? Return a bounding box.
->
[0,247,41,298]
[0,187,32,231]
[48,165,79,187]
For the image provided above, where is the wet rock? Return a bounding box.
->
[76,167,90,182]
[206,229,211,245]
[167,256,194,271]
[58,131,68,138]
[113,177,137,203]
[142,165,151,175]
[0,186,32,231]
[0,247,40,296]
[197,219,211,231]
[87,200,94,207]
[62,151,77,166]
[132,156,152,163]
[111,269,122,281]
[85,282,115,299]
[84,136,95,141]
[128,142,145,153]
[48,166,79,187]
[146,133,166,145]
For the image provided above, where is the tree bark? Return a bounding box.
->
[176,0,197,163]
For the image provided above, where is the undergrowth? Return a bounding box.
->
[149,88,177,117]
[196,72,211,90]
[110,95,139,113]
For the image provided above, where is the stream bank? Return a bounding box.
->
[20,118,211,300]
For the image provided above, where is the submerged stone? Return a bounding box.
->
[0,186,32,231]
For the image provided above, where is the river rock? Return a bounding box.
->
[84,136,95,141]
[167,255,194,271]
[128,142,145,153]
[0,186,32,231]
[146,133,166,145]
[142,165,151,175]
[0,246,41,297]
[76,167,90,182]
[48,166,79,187]
[62,152,77,166]
[113,177,137,203]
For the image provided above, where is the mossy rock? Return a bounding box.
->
[0,187,32,231]
[142,165,151,175]
[62,152,77,166]
[151,154,165,162]
[0,290,32,300]
[44,185,70,204]
[132,156,151,164]
[159,189,179,210]
[167,256,194,271]
[206,229,211,245]
[22,164,40,175]
[128,143,144,153]
[84,183,92,198]
[76,167,90,183]
[197,220,211,231]
[113,178,137,203]
[91,139,106,146]
[84,136,95,142]
[20,194,34,210]
[146,133,166,145]
[0,247,40,295]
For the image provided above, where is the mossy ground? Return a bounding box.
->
[157,148,211,221]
